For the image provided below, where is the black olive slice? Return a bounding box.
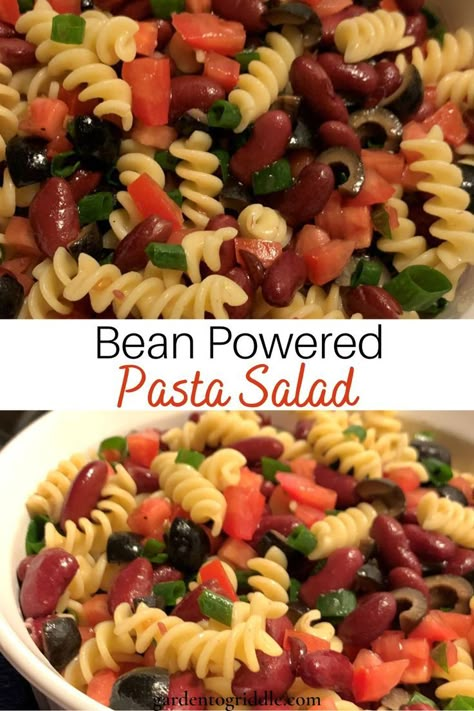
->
[110,667,170,711]
[256,530,311,580]
[317,147,365,197]
[271,95,302,124]
[220,178,253,212]
[166,518,210,574]
[392,587,428,633]
[354,561,385,593]
[266,2,314,24]
[349,108,403,152]
[438,485,468,506]
[42,617,81,670]
[0,273,24,319]
[68,224,104,261]
[355,478,406,518]
[107,532,144,564]
[68,115,121,169]
[410,438,451,465]
[6,136,50,187]
[425,574,474,613]
[288,116,316,150]
[379,65,424,123]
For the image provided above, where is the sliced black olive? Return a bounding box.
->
[287,600,311,625]
[355,478,406,518]
[81,0,94,8]
[392,587,428,633]
[173,114,212,139]
[68,224,103,261]
[68,116,121,169]
[438,485,468,506]
[349,108,403,152]
[133,595,165,612]
[42,616,81,670]
[353,0,379,6]
[379,64,423,123]
[410,438,451,465]
[425,574,474,613]
[459,162,474,214]
[317,147,365,197]
[288,116,316,150]
[6,136,50,187]
[220,178,253,212]
[110,667,170,711]
[166,518,210,574]
[354,561,385,593]
[107,532,144,564]
[0,273,24,319]
[256,530,312,580]
[271,95,302,124]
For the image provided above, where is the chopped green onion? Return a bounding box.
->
[154,150,179,171]
[0,245,4,265]
[372,205,392,239]
[325,509,341,516]
[78,192,115,225]
[351,259,383,288]
[51,14,86,44]
[105,166,121,189]
[100,252,114,266]
[422,457,453,487]
[312,559,326,574]
[446,697,474,710]
[208,100,242,130]
[146,243,187,271]
[414,431,435,442]
[153,580,186,606]
[235,50,260,71]
[150,0,185,19]
[431,642,450,673]
[289,578,301,603]
[51,151,80,179]
[252,159,293,195]
[422,7,446,44]
[261,456,291,482]
[343,425,367,442]
[287,525,317,556]
[317,590,357,619]
[143,539,167,564]
[167,189,183,207]
[18,0,34,11]
[239,594,250,603]
[25,515,50,555]
[407,692,436,709]
[419,297,448,319]
[384,265,452,312]
[175,449,205,470]
[98,435,127,463]
[235,570,252,594]
[212,149,230,184]
[198,589,233,627]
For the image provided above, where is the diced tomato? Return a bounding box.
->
[82,594,112,627]
[386,204,400,231]
[269,484,291,515]
[283,630,330,652]
[238,466,263,490]
[411,86,438,123]
[169,502,190,522]
[4,217,42,259]
[406,487,429,512]
[384,467,421,493]
[127,497,172,540]
[345,166,396,207]
[401,165,428,192]
[223,485,265,540]
[304,240,355,286]
[402,122,429,163]
[372,632,431,684]
[49,0,80,12]
[87,669,118,706]
[122,57,171,126]
[316,192,372,249]
[301,0,352,15]
[218,537,256,569]
[450,476,474,505]
[380,0,399,9]
[172,13,246,56]
[0,0,19,25]
[186,0,212,10]
[434,611,473,638]
[79,625,95,643]
[290,458,316,480]
[134,22,158,56]
[431,641,458,675]
[57,86,99,117]
[235,237,282,270]
[204,52,240,92]
[20,98,69,141]
[199,559,238,601]
[422,102,469,148]
[276,473,337,510]
[295,225,331,256]
[46,135,73,160]
[126,429,160,468]
[128,173,183,230]
[353,649,383,670]
[293,503,326,527]
[353,660,409,703]
[361,150,405,185]
[0,258,34,293]
[409,611,460,642]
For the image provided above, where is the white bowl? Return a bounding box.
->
[1,409,474,711]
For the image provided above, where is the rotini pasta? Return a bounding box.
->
[417,491,474,548]
[26,453,88,521]
[237,204,291,245]
[308,503,377,559]
[181,227,237,284]
[335,10,414,63]
[395,29,474,85]
[437,69,474,109]
[247,546,290,603]
[198,448,246,490]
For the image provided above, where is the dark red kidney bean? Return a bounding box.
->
[266,615,293,646]
[464,110,474,144]
[294,419,313,441]
[388,567,430,601]
[288,149,315,180]
[230,111,293,186]
[251,514,300,546]
[30,178,80,258]
[25,616,49,650]
[299,547,364,607]
[170,76,225,122]
[68,169,102,203]
[410,91,437,122]
[108,558,153,614]
[60,461,109,530]
[212,0,267,33]
[0,22,16,39]
[321,6,366,47]
[201,239,237,280]
[20,548,79,619]
[314,465,360,509]
[405,13,428,46]
[114,216,173,272]
[172,579,222,622]
[206,214,239,232]
[262,251,307,308]
[403,525,457,563]
[318,53,378,96]
[366,60,402,107]
[371,515,422,575]
[121,0,154,20]
[338,592,397,646]
[232,650,295,699]
[291,57,349,124]
[397,0,426,13]
[93,0,125,11]
[343,286,403,320]
[238,249,265,288]
[225,266,254,319]
[445,548,474,577]
[152,565,183,586]
[17,555,35,583]
[271,161,335,227]
[319,121,361,155]
[123,459,159,493]
[0,38,37,71]
[156,19,174,50]
[402,510,419,525]
[300,651,353,700]
[168,672,207,711]
[261,480,275,500]
[230,437,284,463]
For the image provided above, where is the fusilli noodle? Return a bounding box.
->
[308,503,377,560]
[335,10,414,63]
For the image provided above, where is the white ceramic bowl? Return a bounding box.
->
[1,409,474,710]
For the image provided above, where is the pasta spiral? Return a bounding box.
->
[8,66,59,105]
[247,546,290,603]
[259,425,311,460]
[364,429,429,483]
[396,29,474,85]
[113,601,169,653]
[238,204,291,245]
[335,10,414,63]
[0,65,19,163]
[162,412,263,452]
[169,130,224,228]
[417,491,474,548]
[181,227,237,284]
[436,69,474,109]
[199,448,246,490]
[26,453,88,522]
[27,249,76,319]
[294,610,343,652]
[378,189,427,272]
[94,16,138,65]
[308,503,377,560]
[253,284,354,320]
[152,451,226,535]
[434,641,474,701]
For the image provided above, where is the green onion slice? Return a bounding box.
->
[154,150,179,171]
[19,0,34,10]
[51,151,80,179]
[167,189,183,207]
[78,192,115,225]
[325,509,341,516]
[51,14,86,44]
[407,692,436,709]
[431,642,451,673]
[198,589,233,627]
[289,578,301,603]
[351,259,382,288]
[261,456,291,483]
[150,0,185,19]
[153,580,186,606]
[207,100,242,130]
[146,243,187,271]
[143,538,167,564]
[422,456,453,487]
[25,515,50,555]
[422,7,447,44]
[212,149,230,184]
[235,50,260,71]
[287,525,317,556]
[252,159,293,195]
[446,696,474,710]
[175,448,205,470]
[235,570,252,594]
[316,590,357,618]
[98,435,128,463]
[372,205,392,239]
[384,265,452,312]
[343,425,367,442]
[414,431,435,442]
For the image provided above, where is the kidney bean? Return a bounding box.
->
[30,178,80,258]
[152,565,183,587]
[155,19,174,50]
[403,525,456,563]
[271,161,335,227]
[266,615,293,646]
[68,169,102,203]
[445,548,474,577]
[371,515,422,575]
[60,460,108,529]
[232,650,295,699]
[0,22,16,39]
[238,249,265,288]
[342,285,403,319]
[172,579,222,622]
[366,60,402,108]
[288,149,315,180]
[321,6,366,47]
[114,216,173,272]
[319,121,361,155]
[300,547,364,607]
[225,266,254,319]
[169,672,206,710]
[108,558,153,614]
[397,0,425,13]
[294,419,313,441]
[318,53,378,96]
[201,239,237,280]
[251,515,300,546]
[261,251,307,308]
[291,57,349,124]
[20,548,79,619]
[300,651,353,700]
[121,0,155,20]
[0,38,37,71]
[230,111,293,186]
[338,592,397,646]
[314,465,360,509]
[123,459,159,493]
[206,215,239,232]
[230,436,284,463]
[17,555,35,583]
[170,76,225,122]
[405,13,428,46]
[212,0,267,32]
[261,480,275,500]
[464,110,474,144]
[388,567,430,601]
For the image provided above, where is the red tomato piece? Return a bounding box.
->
[238,466,263,490]
[293,503,326,527]
[345,166,396,207]
[283,630,330,652]
[87,669,118,706]
[235,237,282,269]
[361,150,405,184]
[126,429,160,468]
[4,217,42,259]
[20,98,69,141]
[134,22,158,56]
[353,649,383,669]
[295,225,331,256]
[0,0,19,24]
[301,0,352,14]
[46,135,73,160]
[372,632,431,684]
[223,485,265,540]
[353,660,409,703]
[128,173,183,230]
[218,537,256,569]
[435,611,473,638]
[132,123,177,150]
[199,559,238,601]
[122,57,171,126]
[384,468,421,493]
[276,472,337,510]
[82,594,112,627]
[316,192,372,249]
[49,0,80,12]
[290,458,316,480]
[269,484,291,515]
[409,611,460,642]
[127,497,172,540]
[57,86,99,117]
[304,240,355,286]
[422,102,469,148]
[406,487,429,512]
[172,13,246,56]
[204,52,240,92]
